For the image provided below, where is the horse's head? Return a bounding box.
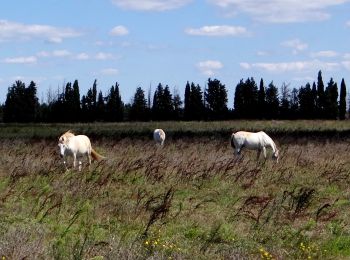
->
[58,131,75,157]
[58,143,66,157]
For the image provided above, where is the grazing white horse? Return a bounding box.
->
[153,129,166,146]
[58,130,105,171]
[230,131,279,162]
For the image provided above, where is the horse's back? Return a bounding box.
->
[232,131,262,149]
[71,135,91,153]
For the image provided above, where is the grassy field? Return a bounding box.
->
[1,121,350,259]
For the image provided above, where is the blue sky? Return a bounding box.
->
[0,0,349,106]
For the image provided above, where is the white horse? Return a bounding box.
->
[153,129,166,146]
[230,131,279,162]
[58,130,105,171]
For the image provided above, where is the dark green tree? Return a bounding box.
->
[298,83,315,119]
[257,78,266,119]
[265,81,279,119]
[62,80,81,122]
[4,80,39,122]
[130,87,149,121]
[316,70,326,118]
[173,88,182,120]
[152,83,163,120]
[279,83,291,119]
[311,82,318,118]
[234,79,244,118]
[324,78,338,119]
[96,91,105,121]
[152,83,174,120]
[289,88,299,119]
[190,83,204,120]
[205,78,228,120]
[163,85,174,119]
[184,81,191,120]
[233,78,258,118]
[105,82,123,121]
[339,78,346,120]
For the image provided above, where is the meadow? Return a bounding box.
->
[1,121,350,259]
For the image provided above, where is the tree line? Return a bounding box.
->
[0,70,348,122]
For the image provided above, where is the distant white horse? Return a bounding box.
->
[153,129,166,146]
[58,130,105,171]
[230,131,279,162]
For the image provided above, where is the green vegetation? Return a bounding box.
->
[1,122,350,258]
[1,120,350,140]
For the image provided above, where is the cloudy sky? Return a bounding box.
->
[0,0,349,105]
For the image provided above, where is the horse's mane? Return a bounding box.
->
[59,130,75,142]
[65,130,75,135]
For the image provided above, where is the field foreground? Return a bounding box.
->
[1,127,350,258]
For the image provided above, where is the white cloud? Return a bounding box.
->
[100,68,119,75]
[75,53,90,60]
[239,62,251,69]
[110,25,129,36]
[3,56,37,64]
[0,20,82,43]
[344,53,350,59]
[281,39,308,54]
[196,60,223,76]
[346,20,350,27]
[185,25,248,36]
[209,0,349,23]
[95,52,114,60]
[240,60,340,73]
[52,50,71,57]
[310,50,338,58]
[111,0,192,11]
[35,50,115,61]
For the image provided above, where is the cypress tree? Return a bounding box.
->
[317,70,325,118]
[324,78,338,119]
[257,78,266,119]
[339,78,346,120]
[234,79,244,118]
[184,81,191,120]
[190,83,204,120]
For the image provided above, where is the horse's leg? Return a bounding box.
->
[87,152,91,170]
[78,160,82,172]
[262,147,267,159]
[73,153,77,169]
[63,156,68,171]
[256,149,261,161]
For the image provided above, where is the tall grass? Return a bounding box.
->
[1,135,350,258]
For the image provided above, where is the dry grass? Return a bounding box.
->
[1,136,350,259]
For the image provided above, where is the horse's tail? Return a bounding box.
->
[230,133,235,149]
[91,148,106,161]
